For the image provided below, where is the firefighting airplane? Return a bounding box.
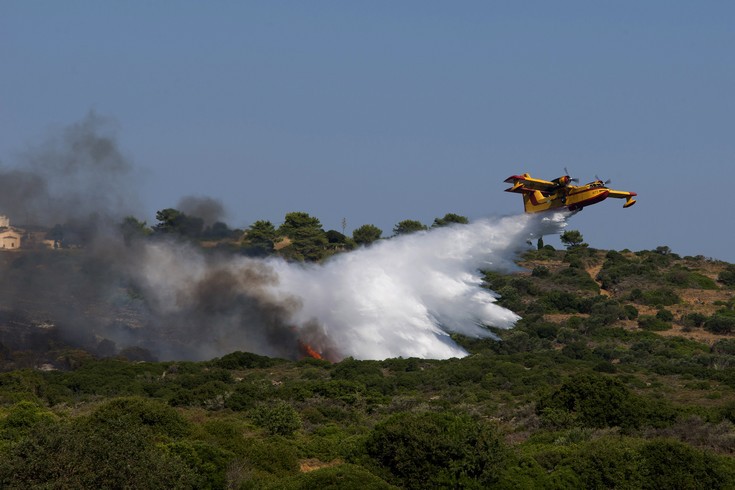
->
[504,171,637,213]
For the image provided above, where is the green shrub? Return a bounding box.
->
[89,397,191,438]
[665,269,718,289]
[588,301,627,326]
[536,373,647,429]
[638,315,672,331]
[705,315,735,335]
[0,401,58,442]
[482,271,508,290]
[555,267,599,291]
[252,400,302,437]
[711,339,735,356]
[541,291,583,313]
[571,437,644,488]
[623,304,639,320]
[165,440,235,489]
[211,350,283,369]
[274,463,394,490]
[225,381,271,411]
[0,417,196,488]
[656,309,674,322]
[717,268,735,287]
[682,312,707,328]
[365,411,509,489]
[688,273,719,290]
[561,341,594,360]
[531,265,550,278]
[639,288,680,306]
[639,439,735,489]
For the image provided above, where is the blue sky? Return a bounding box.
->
[2,2,734,261]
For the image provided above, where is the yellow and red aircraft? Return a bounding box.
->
[504,171,637,213]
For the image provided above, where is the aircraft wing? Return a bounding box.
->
[504,174,557,194]
[607,189,638,208]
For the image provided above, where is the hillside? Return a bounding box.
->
[0,245,734,488]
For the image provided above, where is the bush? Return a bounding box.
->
[705,315,735,335]
[561,341,594,360]
[682,312,707,328]
[712,339,735,356]
[666,269,719,289]
[541,291,584,313]
[639,288,681,307]
[589,301,627,326]
[536,373,646,429]
[0,417,196,488]
[89,397,191,438]
[275,463,394,490]
[639,439,735,489]
[225,382,271,411]
[638,315,672,331]
[531,265,550,278]
[571,437,644,488]
[365,411,509,489]
[656,309,674,322]
[165,440,235,489]
[251,401,301,437]
[623,304,639,320]
[211,351,282,369]
[718,268,735,287]
[0,401,58,442]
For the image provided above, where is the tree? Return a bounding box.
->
[278,212,328,261]
[243,220,277,256]
[153,208,204,237]
[392,219,427,236]
[560,230,586,249]
[432,213,469,227]
[278,211,322,236]
[153,208,184,234]
[352,224,383,245]
[202,221,235,240]
[324,230,354,252]
[325,229,346,244]
[119,216,150,244]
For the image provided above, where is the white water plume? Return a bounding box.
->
[132,212,568,361]
[267,212,568,360]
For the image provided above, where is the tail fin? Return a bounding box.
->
[522,190,547,213]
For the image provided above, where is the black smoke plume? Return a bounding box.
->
[0,114,306,365]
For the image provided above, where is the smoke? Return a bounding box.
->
[0,114,569,363]
[176,196,226,226]
[116,212,567,361]
[0,112,140,227]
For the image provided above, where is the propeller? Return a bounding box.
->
[564,167,579,183]
[595,174,612,185]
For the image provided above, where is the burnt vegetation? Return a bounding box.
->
[0,225,735,488]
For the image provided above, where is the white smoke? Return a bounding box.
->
[132,212,568,361]
[3,114,567,361]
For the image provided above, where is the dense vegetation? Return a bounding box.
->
[113,208,467,263]
[1,224,735,488]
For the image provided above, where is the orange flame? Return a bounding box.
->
[301,342,323,360]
